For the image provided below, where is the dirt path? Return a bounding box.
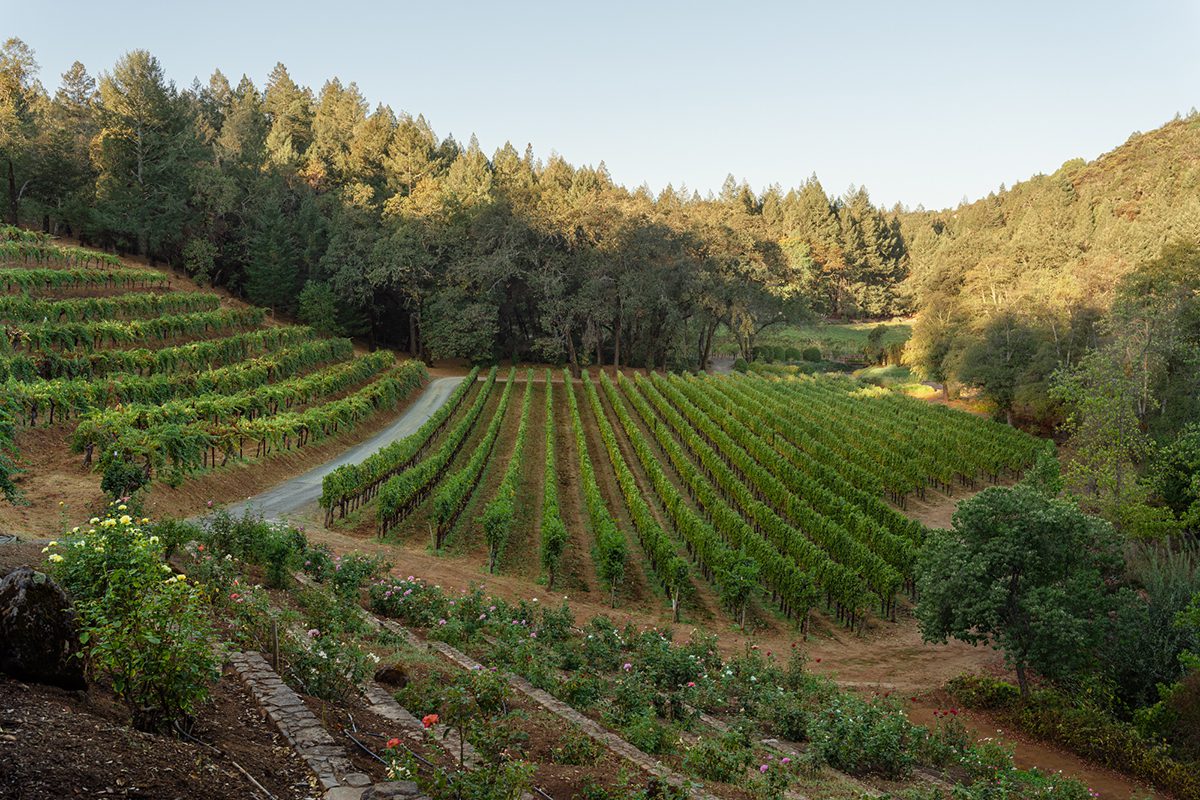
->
[221,376,465,521]
[498,382,547,579]
[553,385,600,597]
[442,380,525,556]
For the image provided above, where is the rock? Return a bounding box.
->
[361,781,425,799]
[0,566,85,689]
[373,663,408,688]
[323,788,364,800]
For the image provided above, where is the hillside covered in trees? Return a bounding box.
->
[901,115,1200,427]
[0,40,908,372]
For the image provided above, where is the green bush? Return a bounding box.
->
[50,512,218,731]
[682,727,753,782]
[100,459,148,502]
[550,726,604,765]
[284,626,373,702]
[806,693,917,778]
[621,714,676,756]
[732,357,748,372]
[946,674,1020,710]
[801,346,822,362]
[82,576,219,731]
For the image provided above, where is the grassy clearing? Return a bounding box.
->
[714,319,912,359]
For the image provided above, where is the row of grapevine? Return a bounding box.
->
[481,370,533,572]
[0,225,48,243]
[0,326,316,381]
[71,351,396,456]
[630,373,875,626]
[763,377,937,496]
[432,368,518,548]
[612,373,818,625]
[83,361,428,481]
[671,375,919,569]
[562,371,627,607]
[661,374,906,614]
[0,268,168,292]
[320,367,480,523]
[582,373,692,619]
[0,240,123,268]
[719,375,892,499]
[540,371,568,590]
[701,375,925,547]
[3,307,265,353]
[0,291,221,323]
[377,368,499,536]
[5,336,354,425]
[752,374,1044,500]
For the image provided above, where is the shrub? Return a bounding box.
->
[370,576,449,626]
[801,346,822,362]
[146,518,201,558]
[682,727,753,782]
[50,512,218,731]
[621,714,676,756]
[100,459,148,502]
[82,576,219,731]
[732,357,748,373]
[806,693,917,777]
[550,727,604,765]
[946,674,1020,710]
[284,626,373,702]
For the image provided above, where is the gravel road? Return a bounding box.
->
[223,375,465,521]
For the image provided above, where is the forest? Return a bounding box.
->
[0,40,907,372]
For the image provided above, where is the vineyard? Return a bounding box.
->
[321,365,1049,630]
[0,225,427,497]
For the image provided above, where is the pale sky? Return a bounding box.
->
[6,0,1199,210]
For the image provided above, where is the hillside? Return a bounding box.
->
[902,113,1200,313]
[0,227,429,533]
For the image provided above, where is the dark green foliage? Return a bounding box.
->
[949,674,1200,800]
[100,459,148,501]
[917,485,1123,696]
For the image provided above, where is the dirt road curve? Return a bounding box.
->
[223,376,465,521]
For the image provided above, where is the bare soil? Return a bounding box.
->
[0,670,314,800]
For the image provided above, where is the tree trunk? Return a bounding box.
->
[1015,662,1029,699]
[408,312,419,357]
[6,159,18,225]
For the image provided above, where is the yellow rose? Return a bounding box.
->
[48,553,64,563]
[47,540,57,547]
[89,517,99,524]
[119,515,132,525]
[117,504,128,511]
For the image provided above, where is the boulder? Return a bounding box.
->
[0,566,85,689]
[361,781,425,799]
